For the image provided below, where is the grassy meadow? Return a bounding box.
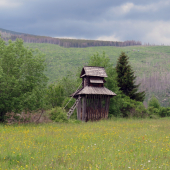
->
[1,118,170,169]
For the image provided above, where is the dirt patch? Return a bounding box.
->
[6,110,52,124]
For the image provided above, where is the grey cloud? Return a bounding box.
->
[0,0,170,44]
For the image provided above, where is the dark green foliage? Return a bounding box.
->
[135,102,148,118]
[88,52,121,116]
[117,95,148,118]
[159,107,170,117]
[23,42,170,108]
[116,52,145,102]
[0,38,48,122]
[62,97,75,111]
[49,107,68,123]
[88,52,110,68]
[148,95,160,109]
[147,96,170,117]
[59,75,78,97]
[46,83,64,108]
[88,51,148,118]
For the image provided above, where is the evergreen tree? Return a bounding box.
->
[116,52,145,102]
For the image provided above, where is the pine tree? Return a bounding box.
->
[116,52,145,102]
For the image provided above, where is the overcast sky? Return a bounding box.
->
[1,0,170,45]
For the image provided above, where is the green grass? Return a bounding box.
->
[1,118,170,169]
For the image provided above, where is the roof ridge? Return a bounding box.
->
[84,66,105,68]
[75,86,116,96]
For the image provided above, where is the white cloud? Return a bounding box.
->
[106,0,170,17]
[0,0,21,8]
[97,34,121,41]
[134,0,170,12]
[105,3,134,17]
[91,19,170,45]
[121,3,134,14]
[144,21,170,45]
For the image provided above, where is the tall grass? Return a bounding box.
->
[1,118,170,169]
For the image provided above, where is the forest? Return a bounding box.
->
[0,36,170,123]
[24,43,170,107]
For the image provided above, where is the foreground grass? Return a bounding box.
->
[0,118,170,170]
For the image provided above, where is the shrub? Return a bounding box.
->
[147,106,160,119]
[158,107,170,117]
[159,107,167,117]
[135,103,148,118]
[49,107,68,123]
[148,96,160,109]
[119,95,147,118]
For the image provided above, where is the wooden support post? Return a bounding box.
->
[104,95,107,116]
[99,95,101,120]
[105,96,110,118]
[107,97,110,118]
[82,96,86,121]
[77,97,81,120]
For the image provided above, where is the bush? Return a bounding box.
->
[166,107,170,117]
[134,103,148,118]
[118,95,148,118]
[49,107,68,123]
[159,107,167,117]
[147,106,160,119]
[158,107,170,117]
[148,96,160,109]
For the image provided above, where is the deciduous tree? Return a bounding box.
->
[0,38,48,122]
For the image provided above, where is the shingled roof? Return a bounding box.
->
[80,66,108,78]
[73,86,116,96]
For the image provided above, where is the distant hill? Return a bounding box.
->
[24,42,170,107]
[3,28,170,106]
[0,28,142,48]
[0,28,24,35]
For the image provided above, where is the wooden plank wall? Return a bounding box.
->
[77,98,81,120]
[85,95,110,122]
[76,95,110,122]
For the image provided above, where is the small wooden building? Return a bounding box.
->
[69,66,116,122]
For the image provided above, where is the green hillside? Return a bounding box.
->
[24,43,170,106]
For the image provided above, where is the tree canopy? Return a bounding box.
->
[0,38,48,122]
[88,52,122,116]
[116,52,145,102]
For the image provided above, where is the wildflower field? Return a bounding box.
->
[0,118,170,170]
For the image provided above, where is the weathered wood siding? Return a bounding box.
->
[76,95,110,122]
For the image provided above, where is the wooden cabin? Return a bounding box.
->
[68,66,116,122]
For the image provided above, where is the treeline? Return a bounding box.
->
[0,30,142,48]
[46,52,170,122]
[1,37,170,124]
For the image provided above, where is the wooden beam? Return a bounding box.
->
[77,96,81,120]
[82,96,86,121]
